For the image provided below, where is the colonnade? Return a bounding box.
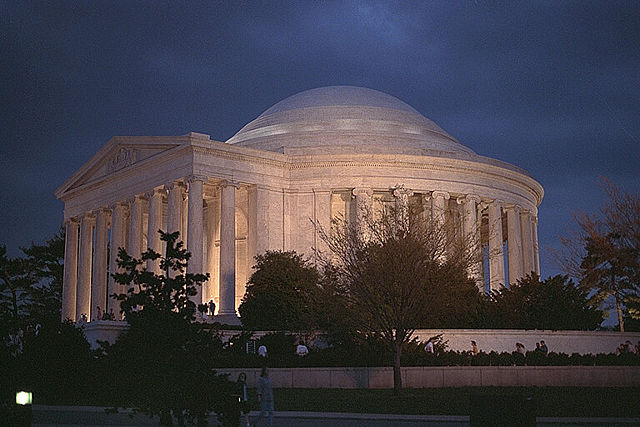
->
[349,187,540,292]
[61,177,244,322]
[61,181,540,323]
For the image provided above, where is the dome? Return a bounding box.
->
[226,86,476,157]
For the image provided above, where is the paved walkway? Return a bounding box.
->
[29,405,640,426]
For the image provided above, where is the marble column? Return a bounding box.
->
[392,185,412,227]
[205,193,220,307]
[61,218,79,321]
[166,182,184,236]
[218,181,237,319]
[128,195,145,261]
[488,200,505,291]
[187,177,205,307]
[352,187,373,238]
[520,210,535,276]
[146,188,164,273]
[431,191,450,229]
[313,189,332,262]
[91,208,109,320]
[77,212,94,321]
[462,195,482,288]
[247,185,258,271]
[532,215,540,274]
[505,204,524,285]
[108,202,127,317]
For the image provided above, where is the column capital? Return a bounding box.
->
[145,187,166,199]
[65,216,81,226]
[352,187,373,197]
[164,181,185,192]
[82,211,96,221]
[219,179,240,189]
[490,198,504,206]
[465,194,481,203]
[186,175,207,185]
[503,203,521,212]
[431,190,450,200]
[110,200,129,211]
[391,184,413,198]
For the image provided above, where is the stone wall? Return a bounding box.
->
[413,329,640,355]
[220,366,640,389]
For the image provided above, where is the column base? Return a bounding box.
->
[213,312,241,326]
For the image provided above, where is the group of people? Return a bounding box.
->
[234,367,273,427]
[616,340,639,355]
[95,306,117,321]
[516,340,548,355]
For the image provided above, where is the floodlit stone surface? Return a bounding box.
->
[57,86,544,324]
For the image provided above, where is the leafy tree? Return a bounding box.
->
[485,274,604,330]
[238,250,323,331]
[22,230,65,324]
[0,230,65,329]
[104,231,232,426]
[317,203,480,392]
[0,246,33,330]
[555,179,640,331]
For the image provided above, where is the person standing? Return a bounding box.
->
[254,367,274,427]
[471,340,478,356]
[296,341,309,356]
[424,338,434,354]
[236,372,250,427]
[540,340,548,355]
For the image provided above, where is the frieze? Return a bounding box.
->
[107,148,138,173]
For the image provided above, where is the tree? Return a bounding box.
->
[485,274,604,330]
[22,230,65,324]
[0,230,65,329]
[104,231,232,426]
[317,203,480,392]
[555,179,640,331]
[0,246,33,330]
[238,250,323,331]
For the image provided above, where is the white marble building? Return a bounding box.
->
[56,86,543,324]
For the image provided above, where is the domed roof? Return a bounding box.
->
[226,86,476,157]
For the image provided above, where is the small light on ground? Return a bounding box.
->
[16,391,32,405]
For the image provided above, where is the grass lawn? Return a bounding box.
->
[271,387,640,418]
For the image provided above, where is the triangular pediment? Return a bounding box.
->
[56,135,195,198]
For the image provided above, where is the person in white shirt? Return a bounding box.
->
[296,342,309,356]
[258,344,267,358]
[424,338,434,354]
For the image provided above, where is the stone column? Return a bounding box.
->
[532,215,540,274]
[62,218,79,321]
[205,193,220,307]
[218,181,238,321]
[247,185,258,271]
[313,189,332,262]
[431,191,450,229]
[392,185,412,227]
[462,195,482,287]
[505,204,524,286]
[187,176,205,307]
[146,187,164,272]
[166,182,184,236]
[488,200,505,291]
[91,208,109,320]
[352,187,373,238]
[520,210,535,276]
[77,212,94,321]
[108,202,127,317]
[128,195,145,261]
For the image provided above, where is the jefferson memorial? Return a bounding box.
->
[57,86,543,324]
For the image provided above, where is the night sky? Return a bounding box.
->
[1,1,639,279]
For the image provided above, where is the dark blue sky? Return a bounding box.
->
[1,1,639,279]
